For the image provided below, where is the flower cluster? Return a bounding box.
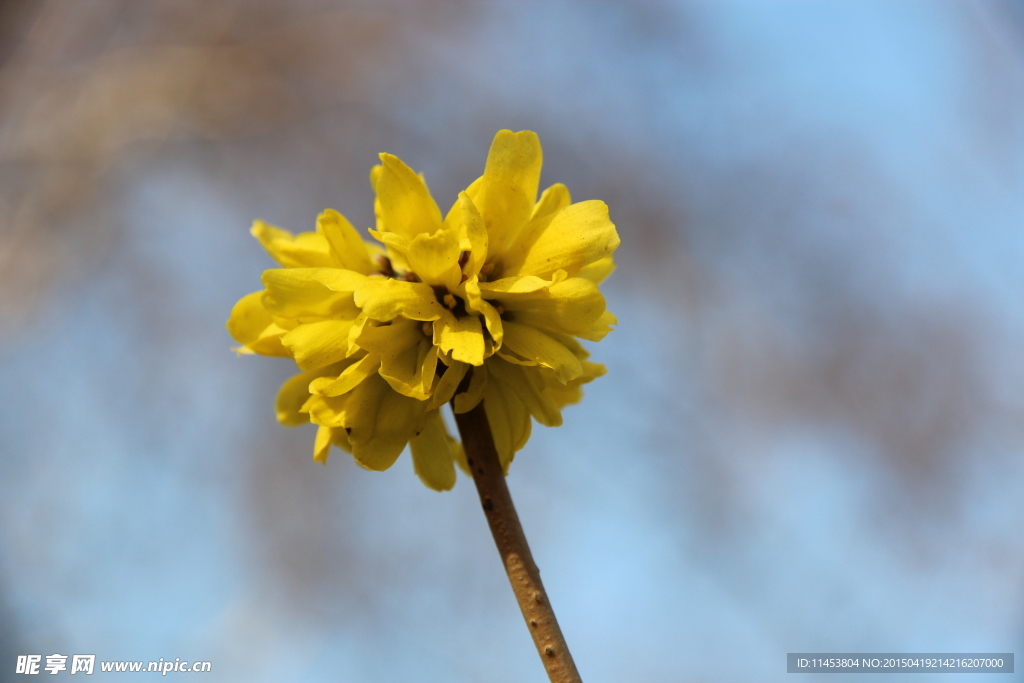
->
[227,130,619,490]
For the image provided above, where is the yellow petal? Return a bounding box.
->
[335,374,387,443]
[427,360,469,410]
[275,370,323,426]
[317,209,374,274]
[513,200,620,279]
[501,320,583,383]
[330,425,353,453]
[541,328,590,359]
[309,352,380,397]
[542,360,606,409]
[313,425,333,464]
[325,374,425,462]
[261,268,364,319]
[577,309,617,342]
[416,344,440,397]
[483,380,531,473]
[488,358,561,427]
[462,278,503,350]
[244,325,290,357]
[353,315,424,356]
[453,363,488,414]
[351,317,434,399]
[354,278,444,322]
[226,291,290,357]
[367,227,411,259]
[227,291,270,344]
[263,267,367,294]
[478,273,564,296]
[531,183,572,219]
[350,380,427,471]
[380,340,436,400]
[443,191,487,277]
[499,183,571,276]
[452,432,469,475]
[468,130,542,256]
[374,153,442,240]
[578,254,616,284]
[366,228,413,275]
[410,411,457,491]
[251,220,336,268]
[304,392,348,428]
[494,345,537,367]
[406,223,462,290]
[501,278,607,337]
[282,318,359,370]
[434,311,485,366]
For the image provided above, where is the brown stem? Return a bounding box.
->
[454,400,583,683]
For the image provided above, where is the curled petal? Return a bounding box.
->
[434,311,485,366]
[462,277,503,350]
[309,352,380,397]
[381,341,437,400]
[406,223,462,290]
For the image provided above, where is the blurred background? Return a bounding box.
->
[2,0,1024,681]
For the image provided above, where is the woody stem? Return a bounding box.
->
[453,399,583,683]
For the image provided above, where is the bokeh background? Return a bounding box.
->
[2,1,1024,681]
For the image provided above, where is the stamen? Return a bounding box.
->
[443,293,457,309]
[375,255,395,278]
[494,304,505,315]
[421,322,433,337]
[480,263,495,276]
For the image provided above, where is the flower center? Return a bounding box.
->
[433,286,469,318]
[373,255,420,282]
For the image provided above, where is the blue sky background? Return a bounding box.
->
[2,1,1023,681]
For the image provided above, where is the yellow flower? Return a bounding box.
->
[227,130,619,490]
